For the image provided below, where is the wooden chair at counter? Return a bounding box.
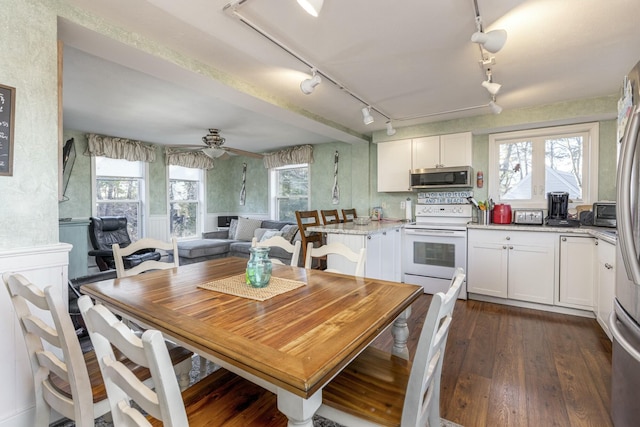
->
[341,208,357,223]
[321,209,341,225]
[317,267,466,427]
[295,210,325,269]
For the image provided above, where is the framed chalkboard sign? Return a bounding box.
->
[0,84,15,176]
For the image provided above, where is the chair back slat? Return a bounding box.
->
[341,208,357,222]
[305,242,366,277]
[252,235,301,266]
[113,238,179,278]
[321,209,341,225]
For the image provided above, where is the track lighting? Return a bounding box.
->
[386,121,396,136]
[471,29,507,54]
[489,100,503,114]
[297,0,323,17]
[362,106,374,125]
[482,69,501,96]
[300,69,321,95]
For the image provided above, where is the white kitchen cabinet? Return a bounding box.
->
[558,235,596,310]
[595,239,615,339]
[377,139,412,192]
[376,132,472,192]
[325,228,402,281]
[412,132,472,169]
[467,229,555,304]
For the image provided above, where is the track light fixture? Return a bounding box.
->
[471,28,507,54]
[300,69,321,95]
[362,106,374,125]
[386,121,396,136]
[489,100,503,114]
[297,0,324,17]
[482,69,501,96]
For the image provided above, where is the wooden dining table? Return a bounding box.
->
[81,257,423,426]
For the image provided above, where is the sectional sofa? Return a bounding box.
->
[176,218,301,266]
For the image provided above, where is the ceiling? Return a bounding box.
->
[58,0,640,156]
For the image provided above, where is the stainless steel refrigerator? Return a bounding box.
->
[613,59,640,426]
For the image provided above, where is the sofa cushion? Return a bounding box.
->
[261,220,289,231]
[235,218,263,241]
[280,224,298,243]
[178,239,231,259]
[228,219,238,240]
[260,229,283,241]
[254,228,278,242]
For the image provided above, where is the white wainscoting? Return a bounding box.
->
[0,243,71,427]
[147,215,169,241]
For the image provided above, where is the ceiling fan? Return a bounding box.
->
[183,129,264,159]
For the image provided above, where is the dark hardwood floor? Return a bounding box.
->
[371,294,613,427]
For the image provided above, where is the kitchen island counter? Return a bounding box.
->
[307,219,405,235]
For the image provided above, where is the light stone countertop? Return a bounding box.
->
[307,220,406,235]
[466,223,617,245]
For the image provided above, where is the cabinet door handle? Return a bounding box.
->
[562,237,567,241]
[595,240,599,245]
[367,236,371,240]
[509,245,514,249]
[506,236,511,240]
[605,263,613,270]
[503,245,507,249]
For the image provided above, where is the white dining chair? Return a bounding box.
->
[2,273,192,426]
[317,267,465,427]
[77,295,287,427]
[305,241,366,277]
[251,235,301,266]
[113,237,179,278]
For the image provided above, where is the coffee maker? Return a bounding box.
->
[546,191,579,226]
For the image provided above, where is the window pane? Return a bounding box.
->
[498,141,532,199]
[170,202,198,238]
[96,178,139,200]
[545,136,583,199]
[277,167,309,197]
[169,180,198,201]
[169,165,200,180]
[277,198,308,222]
[95,157,143,177]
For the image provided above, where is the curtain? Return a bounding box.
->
[262,144,314,168]
[85,133,156,163]
[165,147,215,170]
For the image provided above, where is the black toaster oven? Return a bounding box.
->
[592,202,616,228]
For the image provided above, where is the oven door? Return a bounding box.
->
[402,227,467,298]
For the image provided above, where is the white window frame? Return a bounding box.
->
[167,165,205,240]
[269,163,310,221]
[91,156,148,240]
[488,122,599,209]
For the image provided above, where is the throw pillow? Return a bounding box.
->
[228,219,238,240]
[254,228,278,242]
[280,224,299,243]
[260,229,283,242]
[234,217,263,241]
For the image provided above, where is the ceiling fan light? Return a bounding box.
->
[297,0,323,17]
[362,106,374,125]
[489,101,503,115]
[386,121,396,136]
[471,29,507,53]
[202,147,226,158]
[300,73,321,95]
[482,80,502,96]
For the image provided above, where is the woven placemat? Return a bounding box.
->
[198,274,306,301]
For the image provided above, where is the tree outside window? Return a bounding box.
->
[169,165,203,238]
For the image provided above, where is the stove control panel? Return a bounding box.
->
[415,204,473,217]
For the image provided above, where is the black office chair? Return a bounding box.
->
[88,216,161,271]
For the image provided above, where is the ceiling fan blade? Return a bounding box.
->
[225,147,264,158]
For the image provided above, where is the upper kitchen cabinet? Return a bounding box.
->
[413,132,472,169]
[377,139,412,192]
[377,132,472,192]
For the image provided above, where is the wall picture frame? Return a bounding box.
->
[0,83,16,176]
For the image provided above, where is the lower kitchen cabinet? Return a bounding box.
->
[325,228,402,281]
[467,229,555,304]
[558,235,595,310]
[595,238,615,339]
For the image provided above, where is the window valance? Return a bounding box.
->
[85,133,156,163]
[263,144,314,169]
[165,147,215,170]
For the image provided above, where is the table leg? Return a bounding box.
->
[391,306,412,360]
[277,388,322,427]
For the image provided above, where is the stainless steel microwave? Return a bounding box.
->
[410,166,474,189]
[592,202,616,227]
